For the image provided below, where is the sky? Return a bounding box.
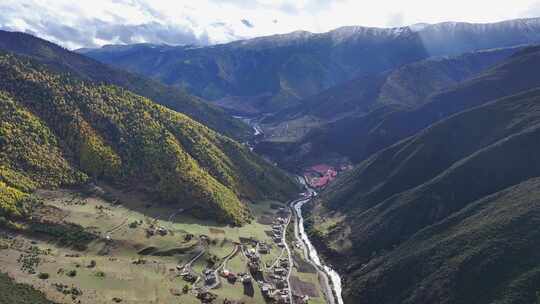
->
[1,0,540,50]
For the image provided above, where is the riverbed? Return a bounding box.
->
[291,177,344,304]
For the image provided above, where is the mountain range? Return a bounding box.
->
[255,45,523,168]
[274,46,521,122]
[3,15,540,304]
[80,18,540,115]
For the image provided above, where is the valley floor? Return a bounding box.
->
[0,187,326,304]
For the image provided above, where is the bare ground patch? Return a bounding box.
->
[293,252,317,273]
[257,215,274,225]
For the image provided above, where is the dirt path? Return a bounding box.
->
[105,214,129,235]
[219,244,239,271]
[266,248,286,270]
[204,244,239,290]
[283,207,294,304]
[186,249,206,267]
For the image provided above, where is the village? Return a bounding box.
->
[0,186,326,304]
[175,205,312,304]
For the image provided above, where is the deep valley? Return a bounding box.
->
[2,11,540,304]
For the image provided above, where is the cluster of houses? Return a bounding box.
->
[203,269,217,286]
[259,213,293,303]
[219,269,252,285]
[245,247,262,273]
[179,267,197,283]
[271,217,287,247]
[303,163,354,189]
[172,206,303,303]
[261,281,291,304]
[145,223,168,237]
[258,241,270,254]
[264,255,291,303]
[304,164,338,188]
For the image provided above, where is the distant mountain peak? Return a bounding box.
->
[408,23,431,31]
[419,17,540,33]
[326,25,412,42]
[232,30,314,48]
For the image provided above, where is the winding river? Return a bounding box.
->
[238,115,344,304]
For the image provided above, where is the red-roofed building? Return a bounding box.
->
[305,164,338,188]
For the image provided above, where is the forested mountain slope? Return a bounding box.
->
[0,30,250,139]
[274,46,519,122]
[270,45,540,168]
[0,53,298,225]
[308,87,540,304]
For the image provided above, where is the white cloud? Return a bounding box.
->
[0,0,539,49]
[524,1,540,17]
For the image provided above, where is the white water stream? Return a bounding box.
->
[292,177,344,304]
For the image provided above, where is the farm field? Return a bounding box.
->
[286,217,328,304]
[261,116,324,143]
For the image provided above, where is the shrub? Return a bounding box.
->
[37,273,49,280]
[95,271,105,278]
[66,270,77,277]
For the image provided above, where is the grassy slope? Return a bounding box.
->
[344,178,540,304]
[321,88,540,213]
[309,88,540,303]
[0,30,250,139]
[0,53,298,225]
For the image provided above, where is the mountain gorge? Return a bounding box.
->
[255,45,522,168]
[278,45,520,122]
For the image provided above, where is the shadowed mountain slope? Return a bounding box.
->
[309,86,540,303]
[279,45,540,167]
[278,46,520,122]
